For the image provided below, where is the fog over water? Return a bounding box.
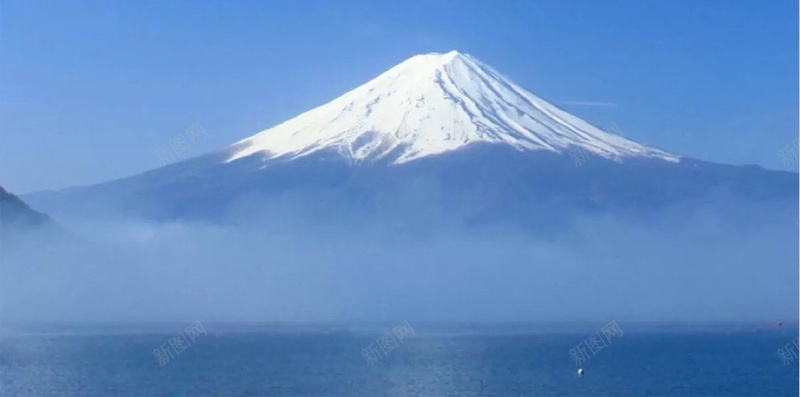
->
[2,194,796,325]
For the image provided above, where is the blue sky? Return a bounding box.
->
[1,0,797,194]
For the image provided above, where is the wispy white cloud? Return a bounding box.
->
[560,101,620,108]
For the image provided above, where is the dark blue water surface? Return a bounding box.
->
[1,324,797,396]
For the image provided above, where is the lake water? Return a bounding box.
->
[1,323,797,396]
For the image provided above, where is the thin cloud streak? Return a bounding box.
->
[560,101,620,108]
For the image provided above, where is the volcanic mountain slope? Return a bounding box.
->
[226,51,677,165]
[23,52,797,224]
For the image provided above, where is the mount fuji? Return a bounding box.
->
[226,51,676,165]
[24,51,797,227]
[8,51,799,324]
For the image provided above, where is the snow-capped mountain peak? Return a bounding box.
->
[226,51,678,165]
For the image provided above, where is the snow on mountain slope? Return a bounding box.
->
[229,51,679,165]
